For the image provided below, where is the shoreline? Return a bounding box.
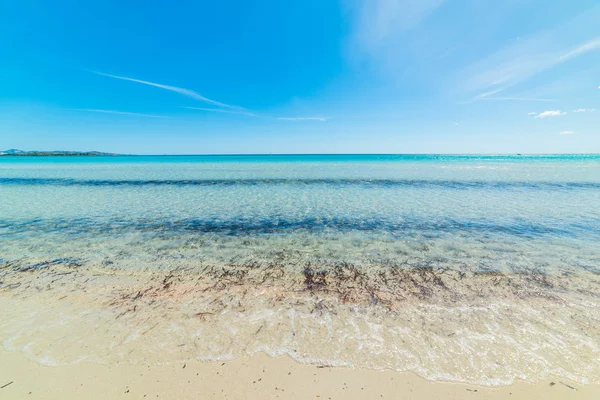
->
[1,347,598,399]
[1,262,599,387]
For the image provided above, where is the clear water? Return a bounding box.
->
[1,155,599,385]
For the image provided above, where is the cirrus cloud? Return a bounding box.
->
[72,109,171,118]
[276,117,329,121]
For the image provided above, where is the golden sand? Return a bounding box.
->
[1,347,598,399]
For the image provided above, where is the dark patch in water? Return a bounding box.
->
[2,177,600,190]
[1,216,599,239]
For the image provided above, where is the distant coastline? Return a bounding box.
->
[0,149,121,156]
[2,150,599,157]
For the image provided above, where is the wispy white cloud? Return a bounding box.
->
[528,112,537,116]
[472,87,507,100]
[93,71,325,122]
[91,71,244,110]
[73,109,171,118]
[573,108,596,112]
[461,6,600,97]
[352,0,446,48]
[347,0,447,78]
[560,130,575,135]
[464,86,557,104]
[559,38,600,62]
[481,97,557,102]
[276,117,329,121]
[535,110,566,119]
[183,106,257,117]
[184,107,327,121]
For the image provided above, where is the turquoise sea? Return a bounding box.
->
[1,154,600,385]
[2,154,600,272]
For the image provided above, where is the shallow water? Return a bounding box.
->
[1,155,599,385]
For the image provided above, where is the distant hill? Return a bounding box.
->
[1,149,27,155]
[0,149,121,156]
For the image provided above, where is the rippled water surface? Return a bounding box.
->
[1,155,599,385]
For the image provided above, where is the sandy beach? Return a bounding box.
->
[2,346,599,399]
[2,260,599,399]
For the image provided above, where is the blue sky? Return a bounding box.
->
[1,0,599,154]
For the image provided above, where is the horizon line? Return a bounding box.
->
[3,151,600,157]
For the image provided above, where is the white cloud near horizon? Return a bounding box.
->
[560,130,575,135]
[528,112,537,115]
[73,109,171,118]
[535,110,566,118]
[573,108,596,112]
[92,71,244,110]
